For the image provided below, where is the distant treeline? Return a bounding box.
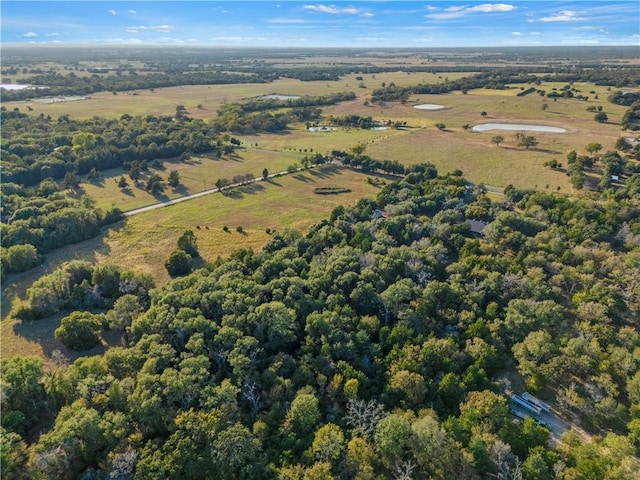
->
[238,91,356,112]
[3,63,639,101]
[0,71,273,101]
[370,69,640,104]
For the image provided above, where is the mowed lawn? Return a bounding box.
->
[1,165,385,360]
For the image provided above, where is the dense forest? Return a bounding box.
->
[2,165,639,479]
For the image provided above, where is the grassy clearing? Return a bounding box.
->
[239,124,407,156]
[79,149,306,211]
[340,71,475,89]
[367,127,573,191]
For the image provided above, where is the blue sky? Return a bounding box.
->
[2,1,639,47]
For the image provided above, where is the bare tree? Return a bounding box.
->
[344,398,387,437]
[392,460,416,480]
[243,382,262,418]
[490,441,523,480]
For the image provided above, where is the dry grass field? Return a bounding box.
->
[80,148,307,211]
[6,72,476,120]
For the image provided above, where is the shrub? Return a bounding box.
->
[54,312,103,350]
[165,249,192,277]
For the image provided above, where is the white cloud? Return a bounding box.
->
[304,5,358,14]
[128,10,136,14]
[46,32,60,37]
[426,3,515,20]
[512,31,521,36]
[22,31,38,38]
[126,25,174,33]
[539,10,584,23]
[468,4,515,13]
[108,9,117,15]
[304,4,371,16]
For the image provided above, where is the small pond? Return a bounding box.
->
[413,104,446,110]
[370,126,389,131]
[260,94,301,101]
[472,123,566,133]
[1,84,31,90]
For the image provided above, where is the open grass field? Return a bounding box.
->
[5,72,477,120]
[239,124,407,156]
[367,127,574,191]
[79,148,307,211]
[1,165,386,360]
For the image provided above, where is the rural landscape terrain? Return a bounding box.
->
[1,38,640,480]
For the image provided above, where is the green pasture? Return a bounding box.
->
[78,149,306,212]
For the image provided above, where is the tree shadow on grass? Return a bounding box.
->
[172,184,189,195]
[151,191,170,202]
[87,176,106,187]
[241,183,265,194]
[292,173,315,183]
[308,166,343,179]
[222,153,243,163]
[531,147,562,154]
[10,313,125,363]
[501,146,561,154]
[224,189,244,199]
[224,183,266,199]
[264,178,283,187]
[67,186,87,199]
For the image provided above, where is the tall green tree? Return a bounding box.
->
[177,230,199,258]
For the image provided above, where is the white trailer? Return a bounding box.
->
[511,395,542,414]
[522,392,551,412]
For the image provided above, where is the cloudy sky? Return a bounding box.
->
[2,1,639,47]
